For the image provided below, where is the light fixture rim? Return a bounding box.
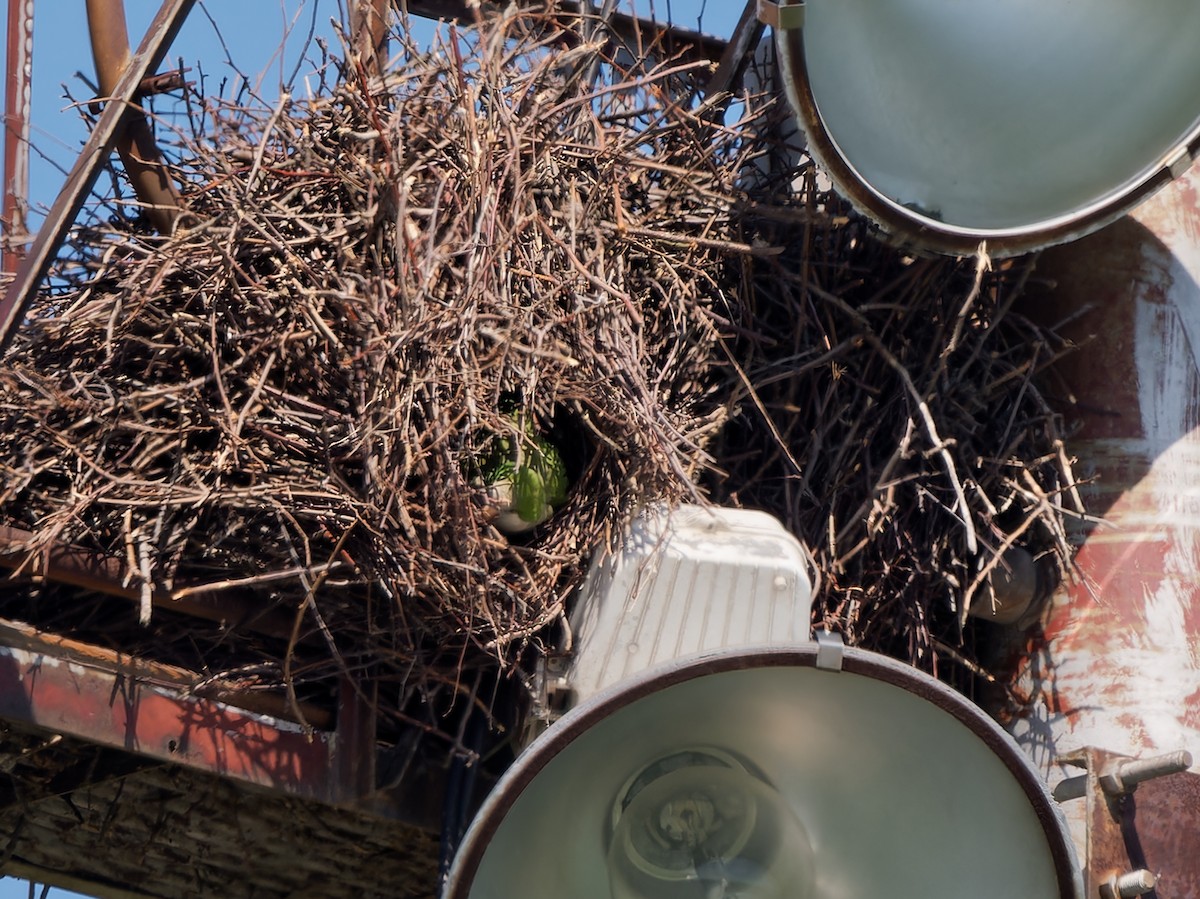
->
[773,21,1200,258]
[443,643,1082,898]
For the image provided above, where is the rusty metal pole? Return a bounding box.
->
[2,0,34,272]
[1003,163,1200,897]
[351,0,390,80]
[86,0,183,236]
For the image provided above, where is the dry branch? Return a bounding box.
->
[0,10,1086,738]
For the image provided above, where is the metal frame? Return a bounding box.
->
[1057,747,1200,899]
[0,640,342,803]
[0,614,441,826]
[2,0,34,273]
[0,0,195,355]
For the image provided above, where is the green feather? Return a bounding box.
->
[475,413,568,528]
[511,464,546,523]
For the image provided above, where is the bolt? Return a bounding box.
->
[1101,869,1156,899]
[1100,750,1193,795]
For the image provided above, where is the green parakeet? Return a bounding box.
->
[476,416,568,535]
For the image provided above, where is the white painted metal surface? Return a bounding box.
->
[1006,164,1200,849]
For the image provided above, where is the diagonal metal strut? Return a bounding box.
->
[0,0,196,356]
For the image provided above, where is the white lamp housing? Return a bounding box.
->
[565,506,814,705]
[445,505,1082,899]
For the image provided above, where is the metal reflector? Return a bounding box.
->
[445,646,1082,899]
[771,0,1200,256]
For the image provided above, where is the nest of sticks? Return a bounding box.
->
[718,149,1084,681]
[0,13,751,722]
[0,10,1083,728]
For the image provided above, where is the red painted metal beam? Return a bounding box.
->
[2,0,33,272]
[0,640,349,804]
[0,634,449,828]
[0,615,331,728]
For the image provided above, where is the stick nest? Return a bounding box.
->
[0,12,1084,727]
[0,15,747,716]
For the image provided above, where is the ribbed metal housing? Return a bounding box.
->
[566,505,813,703]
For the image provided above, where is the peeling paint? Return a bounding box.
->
[1008,165,1200,856]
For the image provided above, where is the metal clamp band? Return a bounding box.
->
[814,630,844,671]
[757,0,805,31]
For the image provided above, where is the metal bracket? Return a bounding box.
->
[1167,146,1194,180]
[521,654,575,745]
[814,629,844,671]
[1055,747,1200,898]
[757,0,805,31]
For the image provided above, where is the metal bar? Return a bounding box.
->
[0,615,331,727]
[2,0,33,272]
[0,523,304,642]
[400,0,728,67]
[705,0,765,104]
[334,674,378,800]
[86,0,183,235]
[0,0,195,355]
[351,0,391,80]
[0,641,347,803]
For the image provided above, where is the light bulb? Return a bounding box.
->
[608,750,815,899]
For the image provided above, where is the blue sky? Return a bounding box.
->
[0,2,742,897]
[11,1,743,219]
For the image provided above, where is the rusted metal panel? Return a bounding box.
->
[1130,767,1200,897]
[1005,160,1200,862]
[2,0,33,273]
[0,641,347,803]
[1061,748,1200,899]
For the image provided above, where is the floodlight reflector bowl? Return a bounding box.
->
[444,645,1081,899]
[775,0,1200,256]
